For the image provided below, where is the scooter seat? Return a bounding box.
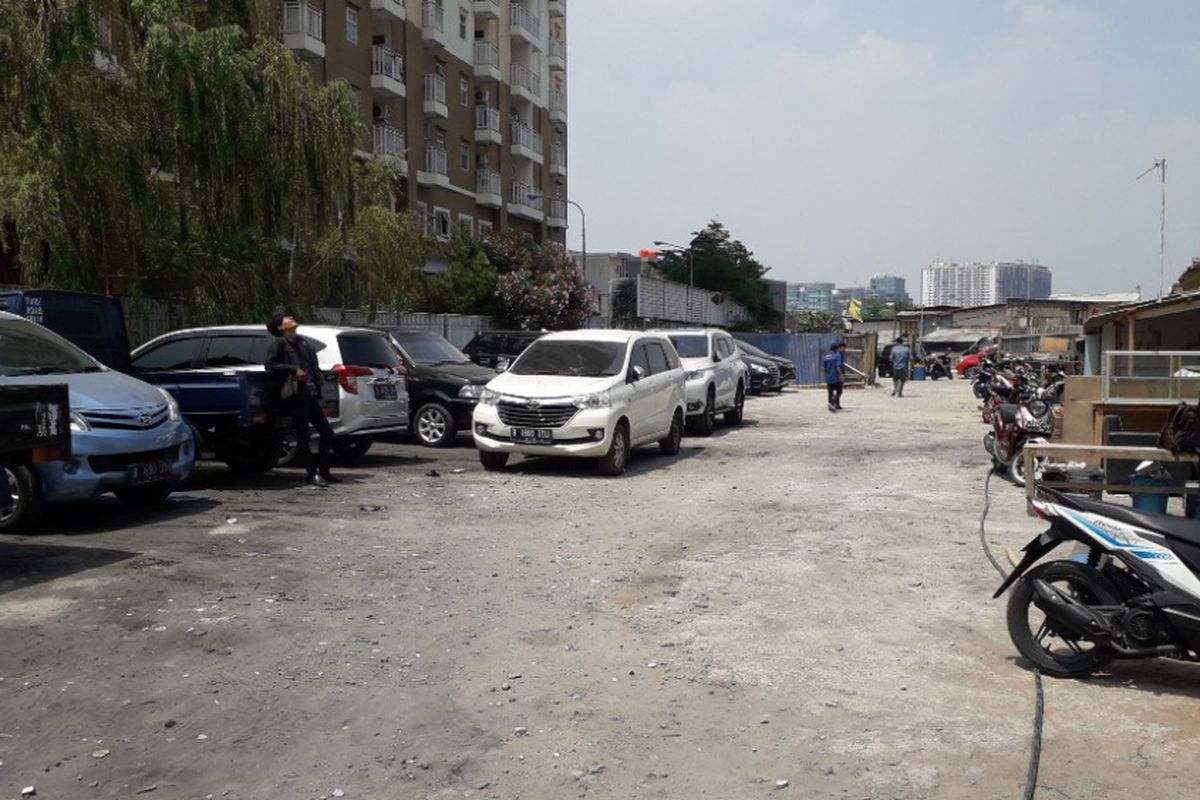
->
[1064,494,1200,547]
[998,404,1019,424]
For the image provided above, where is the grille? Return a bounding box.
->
[82,404,169,431]
[497,400,578,429]
[89,445,180,474]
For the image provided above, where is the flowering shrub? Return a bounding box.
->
[485,230,594,329]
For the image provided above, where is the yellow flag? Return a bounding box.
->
[848,298,863,322]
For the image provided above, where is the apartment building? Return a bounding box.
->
[921,260,1051,307]
[281,0,568,245]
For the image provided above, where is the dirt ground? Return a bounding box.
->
[2,381,1199,800]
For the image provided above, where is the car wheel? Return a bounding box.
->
[688,388,716,436]
[414,402,455,448]
[724,383,745,426]
[479,451,509,471]
[113,483,176,506]
[659,410,683,455]
[598,421,630,476]
[0,465,44,535]
[333,438,373,460]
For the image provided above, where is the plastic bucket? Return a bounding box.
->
[1130,475,1170,514]
[912,365,927,380]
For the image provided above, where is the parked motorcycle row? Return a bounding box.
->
[970,357,1065,486]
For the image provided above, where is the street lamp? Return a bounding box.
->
[530,193,586,277]
[654,239,694,322]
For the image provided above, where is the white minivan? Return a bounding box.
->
[472,330,686,475]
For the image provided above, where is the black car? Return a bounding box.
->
[878,344,896,378]
[735,341,795,389]
[462,329,546,370]
[738,352,782,394]
[386,330,497,447]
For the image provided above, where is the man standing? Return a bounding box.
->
[890,336,913,398]
[266,315,340,487]
[823,342,847,412]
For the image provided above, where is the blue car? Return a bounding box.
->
[0,312,194,533]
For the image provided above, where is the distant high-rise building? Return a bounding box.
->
[869,274,910,305]
[787,282,836,314]
[921,261,1051,307]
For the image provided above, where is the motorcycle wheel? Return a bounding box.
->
[1006,561,1120,678]
[1008,442,1042,487]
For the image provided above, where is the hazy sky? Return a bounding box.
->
[564,0,1200,296]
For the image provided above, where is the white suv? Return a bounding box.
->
[664,329,749,435]
[472,330,686,475]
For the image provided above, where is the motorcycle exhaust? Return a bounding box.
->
[1030,579,1113,643]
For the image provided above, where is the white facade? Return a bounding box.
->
[922,261,1052,307]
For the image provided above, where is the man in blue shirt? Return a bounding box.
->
[823,342,846,412]
[890,336,913,398]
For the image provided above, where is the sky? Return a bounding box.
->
[564,0,1200,297]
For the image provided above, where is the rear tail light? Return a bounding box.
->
[334,364,374,394]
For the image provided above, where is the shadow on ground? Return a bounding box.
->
[0,541,137,596]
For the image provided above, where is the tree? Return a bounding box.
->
[863,298,896,320]
[787,310,843,333]
[655,221,782,328]
[0,0,362,322]
[419,225,498,315]
[484,229,594,329]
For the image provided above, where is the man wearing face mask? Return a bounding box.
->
[266,314,340,487]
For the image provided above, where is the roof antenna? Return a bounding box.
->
[1136,158,1167,301]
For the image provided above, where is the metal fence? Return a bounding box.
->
[734,332,877,386]
[311,308,493,349]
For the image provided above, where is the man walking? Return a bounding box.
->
[266,315,340,487]
[823,341,847,412]
[890,336,913,398]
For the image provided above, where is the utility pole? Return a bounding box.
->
[1136,158,1167,300]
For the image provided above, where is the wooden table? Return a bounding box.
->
[1024,443,1200,505]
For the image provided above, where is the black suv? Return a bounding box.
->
[462,329,546,370]
[386,330,497,447]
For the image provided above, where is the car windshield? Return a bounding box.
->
[392,333,470,365]
[668,335,709,358]
[0,319,102,376]
[510,340,626,377]
[737,341,769,358]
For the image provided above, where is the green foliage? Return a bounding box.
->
[787,309,843,333]
[484,229,593,329]
[612,279,638,322]
[0,0,362,322]
[420,226,498,315]
[655,221,782,328]
[316,205,427,318]
[862,298,896,320]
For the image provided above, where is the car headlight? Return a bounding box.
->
[158,388,181,421]
[69,411,91,433]
[685,370,705,381]
[571,391,611,409]
[459,384,484,400]
[750,363,769,374]
[478,388,500,406]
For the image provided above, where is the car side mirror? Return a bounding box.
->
[629,365,646,383]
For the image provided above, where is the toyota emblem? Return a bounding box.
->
[139,414,153,427]
[525,398,541,410]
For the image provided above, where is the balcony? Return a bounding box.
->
[423,73,448,118]
[476,170,503,208]
[421,1,447,48]
[511,121,543,164]
[369,0,405,23]
[473,40,501,82]
[549,88,567,123]
[372,123,408,172]
[548,143,566,177]
[418,146,450,188]
[474,0,500,19]
[546,197,568,228]
[508,181,544,222]
[369,45,405,98]
[548,36,565,71]
[282,1,325,59]
[548,0,565,17]
[510,62,541,104]
[509,4,541,49]
[474,105,502,145]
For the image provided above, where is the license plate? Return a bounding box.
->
[512,428,553,445]
[373,383,398,401]
[129,460,172,485]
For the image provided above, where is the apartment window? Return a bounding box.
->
[346,5,359,43]
[459,9,469,39]
[458,140,471,171]
[434,207,452,240]
[460,76,470,107]
[457,213,474,236]
[417,202,431,235]
[478,220,493,239]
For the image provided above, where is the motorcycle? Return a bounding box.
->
[988,381,1061,485]
[926,354,954,381]
[996,487,1200,678]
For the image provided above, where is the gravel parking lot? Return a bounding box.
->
[2,383,1198,799]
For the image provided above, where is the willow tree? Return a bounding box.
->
[0,0,359,321]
